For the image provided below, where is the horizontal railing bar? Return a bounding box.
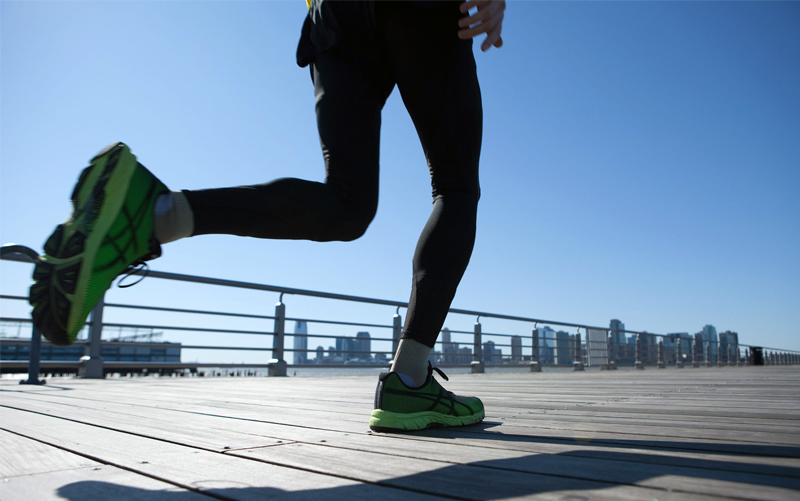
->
[102,323,273,336]
[0,254,614,333]
[4,253,800,354]
[0,294,28,301]
[1,317,33,323]
[285,317,391,329]
[290,333,393,342]
[105,303,275,321]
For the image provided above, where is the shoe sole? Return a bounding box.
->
[368,408,485,433]
[29,143,140,345]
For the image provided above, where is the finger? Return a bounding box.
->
[460,0,481,14]
[458,22,494,40]
[482,32,503,52]
[458,7,491,28]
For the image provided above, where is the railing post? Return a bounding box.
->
[635,333,644,370]
[607,332,617,370]
[530,328,541,372]
[657,339,665,369]
[676,339,684,369]
[704,341,711,368]
[392,309,402,359]
[268,297,287,376]
[573,332,584,371]
[728,345,734,367]
[20,325,46,385]
[471,317,484,373]
[717,340,724,367]
[745,347,751,366]
[78,293,105,379]
[692,339,698,368]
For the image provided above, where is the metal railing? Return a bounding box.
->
[2,244,799,383]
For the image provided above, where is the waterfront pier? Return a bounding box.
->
[2,367,799,500]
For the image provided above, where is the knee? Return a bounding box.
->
[336,204,377,242]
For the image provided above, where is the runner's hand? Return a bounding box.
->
[458,0,506,52]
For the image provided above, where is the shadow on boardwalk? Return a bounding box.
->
[56,436,800,501]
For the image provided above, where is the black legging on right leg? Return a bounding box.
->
[184,1,481,348]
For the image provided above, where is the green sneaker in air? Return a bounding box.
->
[369,363,485,432]
[29,142,168,346]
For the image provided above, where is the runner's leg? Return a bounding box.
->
[181,50,387,243]
[383,2,482,384]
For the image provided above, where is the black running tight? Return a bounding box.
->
[184,1,482,348]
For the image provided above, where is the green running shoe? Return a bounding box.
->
[369,363,485,432]
[29,143,168,346]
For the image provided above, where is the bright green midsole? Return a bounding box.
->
[67,146,139,337]
[369,408,484,431]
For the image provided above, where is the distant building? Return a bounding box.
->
[336,337,361,362]
[356,332,371,359]
[666,333,692,364]
[482,341,501,364]
[555,331,572,365]
[610,319,626,346]
[511,335,522,363]
[719,331,739,363]
[293,321,308,365]
[538,326,556,364]
[701,325,719,361]
[1,339,181,363]
[441,328,463,364]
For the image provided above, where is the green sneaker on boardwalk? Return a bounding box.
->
[29,143,168,346]
[369,364,485,432]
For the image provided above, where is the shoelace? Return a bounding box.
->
[117,260,149,288]
[431,365,449,381]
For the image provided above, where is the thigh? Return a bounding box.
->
[312,50,391,207]
[382,2,482,198]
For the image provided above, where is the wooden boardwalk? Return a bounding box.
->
[1,366,799,500]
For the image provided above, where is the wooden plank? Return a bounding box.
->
[5,391,800,476]
[4,392,799,500]
[232,442,800,501]
[0,429,99,477]
[0,466,214,501]
[0,407,445,501]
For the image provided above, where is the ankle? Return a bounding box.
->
[391,338,432,387]
[154,191,194,244]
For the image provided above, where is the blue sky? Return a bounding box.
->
[2,1,799,362]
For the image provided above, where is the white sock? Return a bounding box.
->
[154,191,194,245]
[390,338,432,387]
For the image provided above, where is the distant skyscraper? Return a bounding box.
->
[356,332,371,359]
[719,331,739,363]
[666,333,692,363]
[511,335,522,363]
[293,321,308,365]
[555,331,571,365]
[610,319,626,346]
[702,325,718,361]
[482,341,500,364]
[315,346,324,362]
[441,327,459,364]
[539,326,556,364]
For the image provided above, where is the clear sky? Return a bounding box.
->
[2,1,799,362]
